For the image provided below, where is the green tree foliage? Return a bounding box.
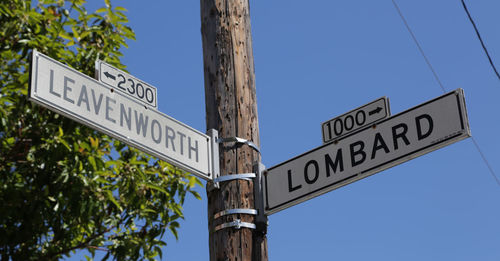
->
[0,0,202,260]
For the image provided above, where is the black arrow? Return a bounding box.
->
[103,71,116,80]
[368,106,383,116]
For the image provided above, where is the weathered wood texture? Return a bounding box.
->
[200,0,267,260]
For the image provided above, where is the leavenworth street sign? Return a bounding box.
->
[264,89,470,215]
[29,50,213,180]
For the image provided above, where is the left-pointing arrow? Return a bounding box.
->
[103,71,115,80]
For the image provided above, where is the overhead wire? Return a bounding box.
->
[391,0,446,93]
[390,0,500,187]
[461,0,500,82]
[471,138,500,186]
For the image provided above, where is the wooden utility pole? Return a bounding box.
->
[200,0,268,260]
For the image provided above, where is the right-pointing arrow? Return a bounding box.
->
[103,71,116,80]
[369,106,383,116]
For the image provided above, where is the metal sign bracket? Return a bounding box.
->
[213,173,255,183]
[214,219,256,232]
[217,136,261,154]
[253,161,268,235]
[207,129,220,181]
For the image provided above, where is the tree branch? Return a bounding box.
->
[43,226,114,260]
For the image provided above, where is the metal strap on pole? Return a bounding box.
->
[214,208,258,219]
[211,173,259,232]
[212,173,255,183]
[217,137,261,154]
[214,219,256,232]
[209,173,256,191]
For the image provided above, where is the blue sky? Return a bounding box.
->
[70,0,500,260]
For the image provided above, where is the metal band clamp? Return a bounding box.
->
[217,137,260,154]
[212,173,256,183]
[214,208,258,219]
[214,219,256,232]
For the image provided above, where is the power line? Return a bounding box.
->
[461,0,500,82]
[471,137,500,187]
[391,0,500,187]
[391,0,446,93]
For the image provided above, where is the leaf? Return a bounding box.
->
[115,6,127,12]
[143,182,168,195]
[190,191,201,200]
[5,137,15,145]
[169,221,180,240]
[105,190,122,212]
[59,31,73,40]
[188,177,196,188]
[96,7,107,13]
[79,30,90,40]
[130,159,147,165]
[18,39,30,45]
[143,208,156,214]
[94,177,111,184]
[89,136,99,149]
[71,26,80,39]
[88,155,97,170]
[59,138,71,151]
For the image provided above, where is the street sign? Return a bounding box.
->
[30,50,213,180]
[95,59,158,109]
[264,89,470,215]
[322,97,390,144]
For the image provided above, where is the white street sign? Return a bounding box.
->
[95,59,158,109]
[322,97,390,143]
[265,89,470,215]
[30,50,213,180]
